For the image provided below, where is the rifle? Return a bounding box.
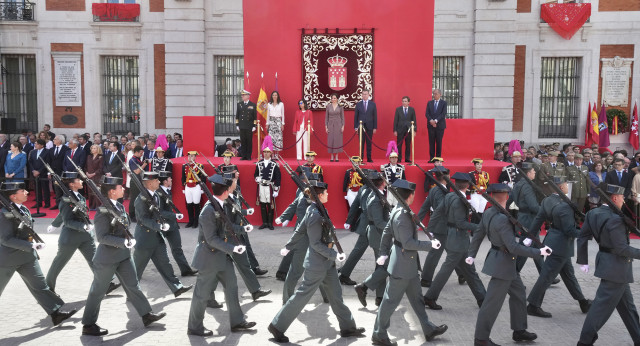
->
[0,193,44,244]
[344,154,393,213]
[199,152,251,209]
[129,160,182,214]
[66,157,133,241]
[43,157,92,226]
[516,167,548,199]
[468,180,549,252]
[540,170,585,220]
[433,166,477,214]
[275,154,308,192]
[414,163,448,195]
[115,155,167,225]
[186,165,244,245]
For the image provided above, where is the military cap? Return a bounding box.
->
[575,153,583,159]
[549,151,559,157]
[221,165,238,173]
[487,183,511,194]
[155,146,165,152]
[142,171,159,181]
[391,179,416,191]
[0,182,26,192]
[305,151,317,156]
[511,151,522,157]
[309,180,328,189]
[451,172,472,181]
[552,176,567,184]
[605,184,625,195]
[429,166,450,175]
[521,162,535,172]
[389,152,398,158]
[187,151,198,156]
[541,153,549,157]
[101,176,123,186]
[222,150,235,158]
[368,170,383,181]
[240,89,251,95]
[471,158,483,164]
[61,171,79,180]
[208,174,232,187]
[351,156,363,163]
[158,171,171,178]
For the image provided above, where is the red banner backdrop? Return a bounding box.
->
[540,3,591,40]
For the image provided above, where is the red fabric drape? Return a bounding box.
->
[92,3,140,21]
[540,3,591,40]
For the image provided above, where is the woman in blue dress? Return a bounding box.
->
[4,141,26,182]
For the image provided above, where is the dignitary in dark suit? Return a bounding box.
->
[0,182,77,327]
[49,135,69,208]
[169,138,184,158]
[62,139,87,174]
[353,90,377,162]
[81,177,166,336]
[467,183,546,346]
[426,89,447,160]
[103,141,125,179]
[28,139,51,208]
[78,134,92,156]
[236,89,257,160]
[577,184,640,345]
[393,96,416,163]
[372,179,447,346]
[604,158,633,198]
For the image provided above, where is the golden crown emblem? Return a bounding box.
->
[327,55,348,67]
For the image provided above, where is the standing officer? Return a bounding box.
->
[295,151,324,180]
[343,156,364,207]
[499,151,522,188]
[526,176,592,318]
[254,146,281,230]
[354,90,377,163]
[236,89,257,161]
[372,179,447,346]
[466,183,547,346]
[538,151,565,196]
[381,151,405,207]
[566,153,589,213]
[0,182,76,326]
[577,184,640,345]
[149,147,172,173]
[468,158,489,223]
[393,96,416,163]
[182,151,205,228]
[425,89,447,160]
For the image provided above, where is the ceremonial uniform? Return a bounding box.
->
[381,162,405,206]
[468,167,490,221]
[295,162,323,181]
[254,157,281,229]
[343,168,363,206]
[182,158,206,228]
[156,185,195,276]
[236,98,257,160]
[499,163,521,188]
[511,177,543,273]
[339,185,372,283]
[565,162,589,213]
[150,156,172,173]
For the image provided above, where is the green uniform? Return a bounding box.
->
[362,190,391,298]
[156,186,193,274]
[539,162,564,196]
[565,163,589,212]
[275,189,305,275]
[340,186,372,278]
[511,179,543,273]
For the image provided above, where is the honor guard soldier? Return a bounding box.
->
[468,158,489,222]
[254,145,281,230]
[156,171,198,277]
[182,151,206,228]
[372,179,448,346]
[539,151,565,196]
[499,151,522,188]
[269,180,366,343]
[526,176,592,318]
[381,151,405,206]
[295,151,324,180]
[149,146,172,173]
[512,162,545,274]
[466,183,548,346]
[219,150,236,171]
[424,157,444,192]
[424,172,486,310]
[566,153,589,213]
[577,184,640,345]
[82,176,166,336]
[343,156,364,207]
[236,89,257,161]
[0,182,77,327]
[187,174,256,337]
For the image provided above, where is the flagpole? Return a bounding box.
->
[275,72,278,91]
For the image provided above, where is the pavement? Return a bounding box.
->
[1,217,639,346]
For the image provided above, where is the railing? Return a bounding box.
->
[0,1,35,21]
[92,3,140,23]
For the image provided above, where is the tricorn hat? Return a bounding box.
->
[451,172,472,182]
[208,174,232,187]
[309,180,328,189]
[221,165,238,173]
[605,184,625,196]
[61,171,79,180]
[487,183,511,194]
[391,179,416,191]
[158,171,171,179]
[0,182,25,192]
[101,176,123,186]
[521,162,535,172]
[142,171,159,181]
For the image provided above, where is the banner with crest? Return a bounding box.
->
[301,32,374,110]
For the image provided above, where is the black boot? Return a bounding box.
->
[185,203,194,228]
[192,204,201,228]
[268,207,275,230]
[259,204,268,229]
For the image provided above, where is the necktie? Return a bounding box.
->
[404,107,407,116]
[36,149,41,160]
[364,101,368,112]
[71,149,75,159]
[618,171,622,183]
[552,163,555,168]
[435,101,438,110]
[109,153,114,164]
[55,147,59,156]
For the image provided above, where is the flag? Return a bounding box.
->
[585,102,599,146]
[591,102,599,144]
[598,103,609,148]
[255,84,268,140]
[630,102,639,151]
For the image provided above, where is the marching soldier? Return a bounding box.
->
[149,146,172,173]
[468,158,489,223]
[577,184,640,345]
[372,179,448,346]
[466,183,548,346]
[127,146,148,222]
[236,89,257,161]
[424,157,444,193]
[269,180,366,343]
[526,176,592,318]
[0,182,77,327]
[380,151,405,206]
[343,156,364,207]
[156,171,198,277]
[82,176,166,336]
[498,151,522,188]
[254,145,281,230]
[187,174,256,337]
[295,151,324,180]
[512,162,544,274]
[182,151,206,228]
[424,172,486,310]
[566,153,589,213]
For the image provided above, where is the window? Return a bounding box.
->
[539,57,581,138]
[102,56,139,134]
[214,56,244,136]
[0,1,35,21]
[0,55,38,132]
[432,56,463,119]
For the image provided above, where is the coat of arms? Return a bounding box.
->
[328,55,347,91]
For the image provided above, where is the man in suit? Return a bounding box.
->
[103,142,125,179]
[49,135,69,209]
[0,133,10,150]
[236,90,257,160]
[19,135,33,156]
[393,96,416,163]
[78,134,92,156]
[143,139,156,161]
[353,90,377,162]
[43,124,55,144]
[62,139,87,174]
[28,139,51,208]
[425,89,447,160]
[170,138,184,158]
[605,158,633,196]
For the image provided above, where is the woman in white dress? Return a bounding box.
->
[267,91,284,155]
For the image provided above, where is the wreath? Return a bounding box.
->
[607,108,628,134]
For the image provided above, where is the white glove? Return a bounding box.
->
[32,242,45,250]
[376,256,388,266]
[580,264,589,273]
[540,246,552,258]
[46,225,56,233]
[236,126,240,131]
[125,239,137,249]
[280,248,290,256]
[244,225,253,233]
[343,223,351,230]
[431,239,441,249]
[282,220,289,227]
[465,257,475,265]
[429,232,434,238]
[182,190,185,194]
[255,177,261,183]
[176,213,184,220]
[273,191,279,198]
[252,127,256,132]
[275,217,282,225]
[84,224,94,232]
[336,253,347,262]
[160,223,170,232]
[344,195,348,200]
[247,208,254,215]
[523,238,533,247]
[233,245,246,254]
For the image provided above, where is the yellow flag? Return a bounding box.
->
[255,86,268,138]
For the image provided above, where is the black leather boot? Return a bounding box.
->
[259,204,268,229]
[185,203,194,228]
[192,204,201,228]
[267,206,275,230]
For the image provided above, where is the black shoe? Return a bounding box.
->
[552,277,561,285]
[51,308,77,326]
[424,298,442,310]
[275,271,287,281]
[231,321,256,332]
[253,267,268,276]
[142,312,166,326]
[458,276,467,285]
[185,221,194,228]
[474,338,501,346]
[181,269,198,277]
[340,326,365,338]
[375,297,382,307]
[268,323,289,343]
[268,224,275,230]
[527,304,552,318]
[339,275,356,285]
[258,224,268,229]
[367,159,373,163]
[105,282,121,295]
[49,205,58,210]
[354,283,368,307]
[420,279,431,287]
[477,299,484,308]
[513,329,538,341]
[425,324,448,341]
[251,288,272,301]
[372,335,398,346]
[44,204,51,209]
[579,299,592,313]
[207,299,223,309]
[82,324,108,336]
[187,328,213,337]
[174,285,193,298]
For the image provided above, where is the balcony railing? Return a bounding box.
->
[92,3,140,22]
[0,1,35,21]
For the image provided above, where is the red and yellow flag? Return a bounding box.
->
[255,85,268,140]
